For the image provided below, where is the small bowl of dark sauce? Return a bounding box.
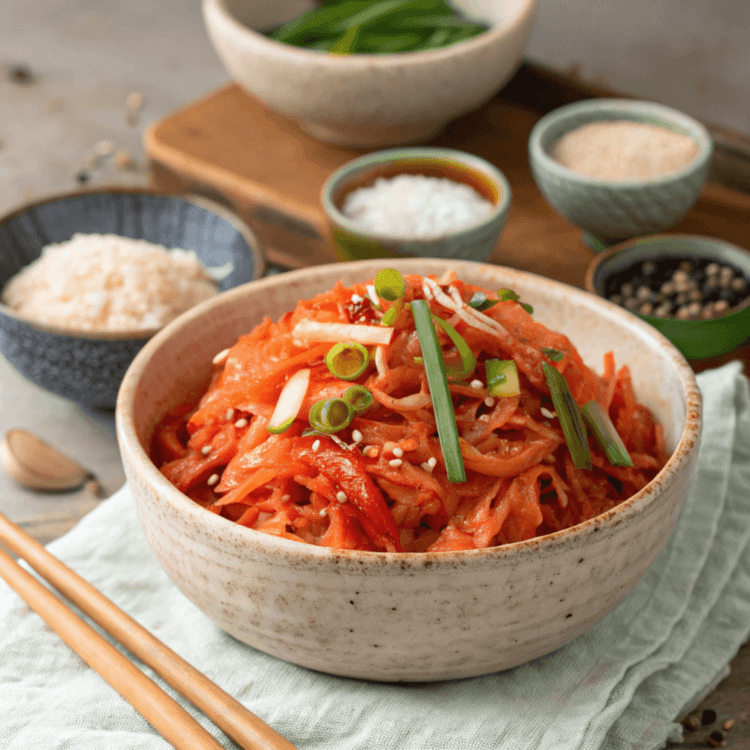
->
[586,234,750,359]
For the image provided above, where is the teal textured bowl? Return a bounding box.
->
[321,147,511,262]
[586,235,750,360]
[529,99,713,245]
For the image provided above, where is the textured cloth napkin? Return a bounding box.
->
[1,362,749,750]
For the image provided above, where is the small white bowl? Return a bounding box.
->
[117,259,700,682]
[202,0,538,147]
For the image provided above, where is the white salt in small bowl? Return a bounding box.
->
[321,147,512,262]
[528,99,713,248]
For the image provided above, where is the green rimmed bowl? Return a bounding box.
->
[529,99,713,247]
[586,234,750,360]
[321,147,511,262]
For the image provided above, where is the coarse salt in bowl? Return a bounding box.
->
[322,147,512,262]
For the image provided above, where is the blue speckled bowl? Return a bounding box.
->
[321,147,511,262]
[528,99,713,246]
[0,189,264,408]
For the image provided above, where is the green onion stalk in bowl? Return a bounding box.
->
[265,0,490,54]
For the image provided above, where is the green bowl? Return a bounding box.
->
[321,147,511,262]
[586,235,750,359]
[529,99,713,246]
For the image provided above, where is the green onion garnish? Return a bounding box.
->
[343,385,373,414]
[411,299,466,483]
[486,359,520,397]
[467,291,498,312]
[381,297,405,327]
[542,347,564,362]
[581,401,634,467]
[309,397,355,434]
[542,362,592,470]
[521,303,534,314]
[374,268,406,301]
[266,368,310,434]
[325,342,369,380]
[497,288,519,302]
[430,314,476,380]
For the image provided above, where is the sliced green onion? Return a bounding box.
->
[411,299,466,483]
[486,359,520,397]
[413,356,423,364]
[497,288,519,302]
[343,385,373,413]
[374,268,405,301]
[542,347,564,362]
[325,342,369,380]
[520,302,534,314]
[267,368,310,434]
[542,362,592,470]
[467,291,498,312]
[330,24,361,54]
[581,401,634,467]
[381,296,405,327]
[309,397,355,434]
[430,314,476,380]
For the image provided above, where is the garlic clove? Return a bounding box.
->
[0,429,92,492]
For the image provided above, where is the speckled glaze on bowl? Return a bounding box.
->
[0,189,264,409]
[202,0,537,147]
[116,259,701,682]
[529,99,713,244]
[586,234,750,359]
[321,148,511,262]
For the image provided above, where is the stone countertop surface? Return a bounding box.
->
[1,1,749,747]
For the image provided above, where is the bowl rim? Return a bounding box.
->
[584,233,750,320]
[320,147,512,242]
[528,98,714,188]
[116,258,702,567]
[0,187,266,341]
[205,0,538,65]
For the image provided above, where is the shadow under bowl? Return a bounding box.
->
[0,189,264,409]
[586,234,750,360]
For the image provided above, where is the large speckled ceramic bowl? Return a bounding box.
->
[529,99,713,246]
[116,259,700,682]
[321,148,511,262]
[0,189,264,409]
[202,0,537,147]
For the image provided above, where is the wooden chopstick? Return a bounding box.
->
[0,510,297,750]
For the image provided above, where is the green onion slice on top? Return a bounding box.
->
[374,268,406,301]
[343,384,373,414]
[430,314,476,380]
[267,368,311,434]
[325,342,370,380]
[521,302,534,314]
[581,401,634,467]
[542,347,564,362]
[309,397,355,434]
[411,299,466,483]
[486,359,520,398]
[497,288,520,302]
[467,291,498,312]
[542,362,592,470]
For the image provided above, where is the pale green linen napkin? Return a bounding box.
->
[1,362,749,750]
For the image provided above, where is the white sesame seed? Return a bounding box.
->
[201,445,211,456]
[421,461,433,473]
[362,445,374,457]
[540,407,556,419]
[312,439,321,452]
[225,408,234,421]
[352,429,363,443]
[336,491,348,503]
[470,379,483,389]
[350,294,363,304]
[389,458,403,468]
[427,457,437,469]
[234,418,248,428]
[212,348,229,365]
[281,494,291,501]
[484,397,495,407]
[207,474,219,486]
[392,447,404,458]
[319,508,327,517]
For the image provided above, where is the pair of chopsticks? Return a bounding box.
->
[0,510,297,750]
